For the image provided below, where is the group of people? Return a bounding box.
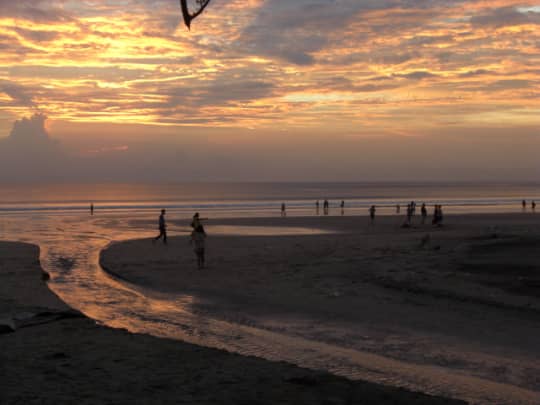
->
[153,210,207,270]
[314,200,343,216]
[398,201,442,228]
[522,200,536,211]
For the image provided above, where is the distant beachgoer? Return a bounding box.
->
[532,201,537,212]
[421,203,427,224]
[411,201,416,216]
[323,199,329,215]
[432,205,443,226]
[406,204,413,224]
[369,205,376,224]
[90,203,94,216]
[281,203,286,217]
[396,204,400,214]
[340,200,345,216]
[191,225,206,269]
[153,209,167,244]
[522,200,527,210]
[316,200,320,215]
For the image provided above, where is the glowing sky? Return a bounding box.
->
[0,0,539,181]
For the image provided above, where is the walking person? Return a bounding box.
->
[281,202,286,217]
[396,204,400,214]
[190,225,206,270]
[323,200,329,216]
[153,209,167,244]
[533,201,537,212]
[421,203,427,224]
[316,200,320,216]
[522,200,527,210]
[369,205,376,225]
[191,212,207,229]
[90,203,94,216]
[340,200,345,216]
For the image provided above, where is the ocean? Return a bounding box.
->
[0,182,538,216]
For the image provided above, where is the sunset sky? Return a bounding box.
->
[0,0,539,181]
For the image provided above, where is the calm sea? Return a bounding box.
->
[0,182,538,216]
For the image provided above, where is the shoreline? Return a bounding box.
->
[0,240,464,404]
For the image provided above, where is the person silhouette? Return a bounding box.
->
[396,204,400,214]
[522,200,527,210]
[191,225,206,269]
[323,200,329,215]
[421,203,427,224]
[153,209,167,244]
[281,203,286,217]
[316,200,320,216]
[90,203,94,216]
[532,201,536,212]
[340,200,345,216]
[369,205,376,224]
[191,212,207,229]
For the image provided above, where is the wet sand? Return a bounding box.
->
[101,213,540,403]
[0,241,463,404]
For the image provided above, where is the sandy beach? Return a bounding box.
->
[100,213,540,404]
[0,241,464,404]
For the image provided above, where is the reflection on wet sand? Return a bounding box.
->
[1,211,539,404]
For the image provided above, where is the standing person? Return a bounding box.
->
[421,203,427,224]
[406,204,413,225]
[396,204,400,214]
[281,203,286,217]
[153,209,167,244]
[90,203,94,216]
[316,200,320,216]
[323,200,329,215]
[191,225,206,270]
[340,200,345,216]
[522,200,527,210]
[533,201,537,212]
[191,212,208,230]
[432,205,443,226]
[369,205,376,225]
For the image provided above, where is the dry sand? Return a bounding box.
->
[0,241,463,404]
[101,213,540,403]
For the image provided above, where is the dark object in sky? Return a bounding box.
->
[180,0,212,29]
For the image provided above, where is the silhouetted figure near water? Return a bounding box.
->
[369,205,376,225]
[340,200,345,216]
[191,225,206,269]
[191,212,207,229]
[421,203,427,224]
[153,209,167,244]
[432,205,443,227]
[396,204,400,214]
[522,200,527,210]
[406,204,413,224]
[533,201,537,212]
[90,203,94,216]
[323,200,329,215]
[281,203,286,217]
[316,200,320,215]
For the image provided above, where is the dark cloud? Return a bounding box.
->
[0,114,68,181]
[471,7,540,28]
[0,0,73,23]
[0,80,35,106]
